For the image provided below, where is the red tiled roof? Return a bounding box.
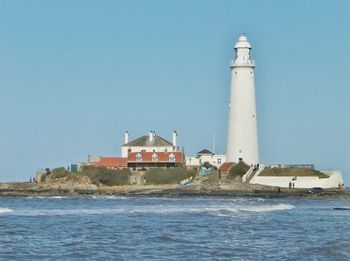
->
[218,162,235,171]
[91,157,127,168]
[128,152,184,163]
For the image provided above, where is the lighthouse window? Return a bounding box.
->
[235,71,237,76]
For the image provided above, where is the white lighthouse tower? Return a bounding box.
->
[226,35,259,165]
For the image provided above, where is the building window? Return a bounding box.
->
[136,153,142,162]
[152,153,158,162]
[217,158,222,165]
[169,153,176,162]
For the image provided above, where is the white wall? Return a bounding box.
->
[185,157,201,167]
[250,170,344,188]
[122,146,175,157]
[226,36,259,165]
[185,154,226,168]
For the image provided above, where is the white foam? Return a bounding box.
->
[10,206,220,216]
[240,204,294,212]
[36,196,67,199]
[7,204,293,216]
[4,199,294,216]
[104,196,123,199]
[90,195,128,200]
[0,208,13,213]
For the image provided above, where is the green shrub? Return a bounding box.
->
[202,162,213,169]
[79,166,131,186]
[201,161,217,170]
[40,173,48,182]
[42,166,131,186]
[229,162,250,177]
[144,168,195,185]
[51,167,71,179]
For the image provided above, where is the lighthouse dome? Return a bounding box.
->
[234,35,251,49]
[238,35,247,41]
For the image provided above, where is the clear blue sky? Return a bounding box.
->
[0,0,349,183]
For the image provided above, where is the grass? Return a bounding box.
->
[144,168,196,185]
[259,167,328,178]
[40,167,70,182]
[80,166,131,186]
[41,166,132,186]
[42,166,196,186]
[202,172,220,185]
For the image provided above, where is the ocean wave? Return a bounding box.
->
[36,196,67,199]
[3,202,294,216]
[90,195,129,200]
[11,207,208,216]
[0,208,13,213]
[239,204,294,212]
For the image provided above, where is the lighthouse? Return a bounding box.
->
[226,35,259,165]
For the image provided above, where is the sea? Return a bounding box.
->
[0,196,349,260]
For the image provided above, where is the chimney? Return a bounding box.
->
[172,130,177,148]
[124,131,129,144]
[149,131,153,141]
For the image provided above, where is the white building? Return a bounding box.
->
[226,35,259,165]
[186,149,226,168]
[247,165,344,189]
[122,131,178,157]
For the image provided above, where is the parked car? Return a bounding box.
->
[308,187,324,194]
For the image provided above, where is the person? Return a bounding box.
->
[292,182,295,189]
[29,176,32,183]
[288,181,292,189]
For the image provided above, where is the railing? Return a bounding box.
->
[242,167,254,183]
[230,59,255,67]
[244,164,266,184]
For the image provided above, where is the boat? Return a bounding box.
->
[180,176,193,186]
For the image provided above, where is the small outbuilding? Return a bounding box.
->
[218,162,235,179]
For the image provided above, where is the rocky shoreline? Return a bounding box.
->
[0,182,349,200]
